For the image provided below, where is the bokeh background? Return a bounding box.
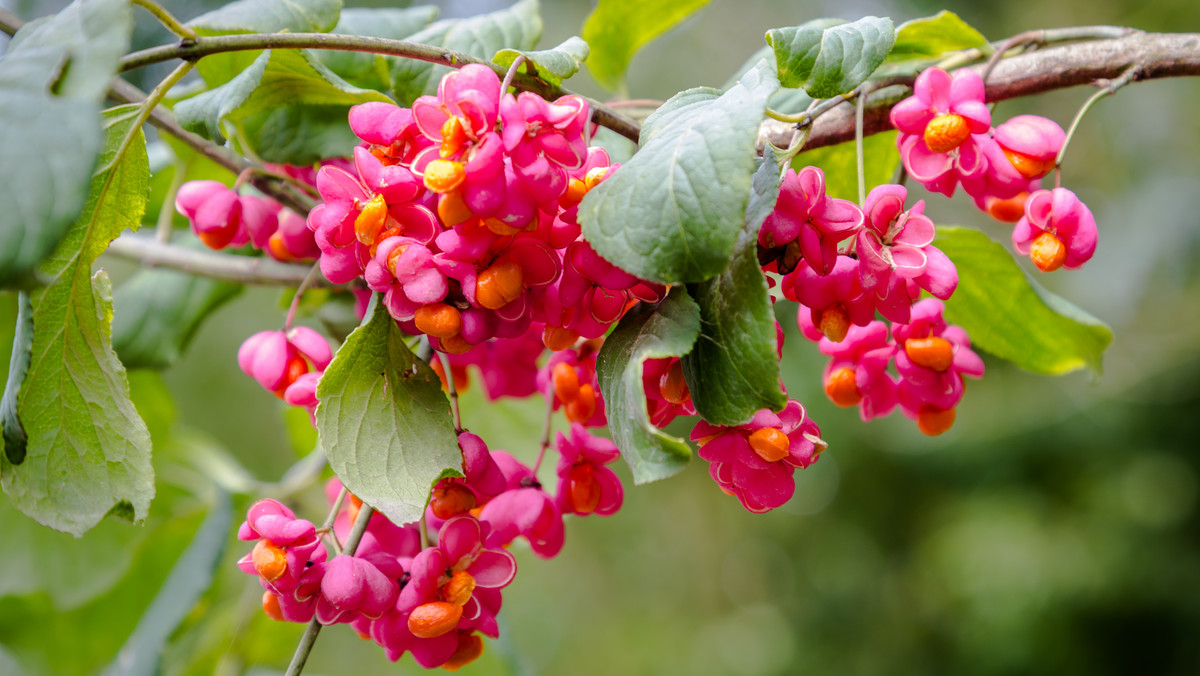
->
[3,0,1200,674]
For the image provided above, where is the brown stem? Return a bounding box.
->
[758,31,1200,153]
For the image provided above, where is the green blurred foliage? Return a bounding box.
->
[4,0,1200,674]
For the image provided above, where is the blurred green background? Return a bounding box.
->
[3,0,1200,674]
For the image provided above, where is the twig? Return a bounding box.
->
[439,353,464,433]
[284,263,324,330]
[118,32,641,143]
[757,31,1200,154]
[531,399,555,475]
[104,235,332,287]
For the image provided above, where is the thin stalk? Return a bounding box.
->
[284,263,324,331]
[855,84,869,205]
[531,399,555,476]
[118,32,641,143]
[321,486,349,556]
[154,157,188,244]
[765,107,808,124]
[439,353,463,433]
[285,500,375,676]
[500,54,525,94]
[131,0,196,41]
[118,61,195,172]
[1055,64,1140,187]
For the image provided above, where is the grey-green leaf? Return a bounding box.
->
[111,261,243,371]
[493,36,590,88]
[103,489,231,676]
[683,160,786,425]
[889,11,988,61]
[389,0,542,106]
[596,288,700,484]
[579,60,780,284]
[187,0,341,34]
[3,106,155,536]
[316,301,462,526]
[935,226,1113,375]
[0,0,132,288]
[766,16,895,98]
[319,6,441,91]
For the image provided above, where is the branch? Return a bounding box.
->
[107,78,317,215]
[759,31,1200,152]
[119,32,642,143]
[104,235,333,287]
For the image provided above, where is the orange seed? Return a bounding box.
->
[475,259,524,310]
[408,601,463,638]
[818,304,851,343]
[905,336,954,372]
[442,570,476,606]
[923,113,971,153]
[252,540,288,582]
[917,405,956,436]
[354,193,388,245]
[424,159,466,194]
[1030,231,1067,272]
[414,303,464,340]
[824,367,863,408]
[748,427,790,463]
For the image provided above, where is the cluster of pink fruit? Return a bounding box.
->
[171,61,1101,669]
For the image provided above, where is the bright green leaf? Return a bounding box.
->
[889,11,988,61]
[935,226,1113,375]
[318,6,441,92]
[581,0,710,91]
[683,160,786,424]
[102,490,231,676]
[766,16,895,98]
[175,49,391,164]
[389,0,542,106]
[579,60,780,284]
[793,131,900,202]
[596,288,700,484]
[316,300,462,526]
[111,260,243,371]
[0,0,132,288]
[494,36,590,88]
[3,106,155,536]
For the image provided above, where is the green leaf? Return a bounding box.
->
[766,16,895,98]
[389,0,542,106]
[493,36,590,89]
[889,11,988,61]
[316,300,462,526]
[793,131,900,202]
[581,0,711,91]
[934,226,1113,375]
[596,288,700,484]
[188,0,343,88]
[1,293,32,464]
[683,160,786,424]
[111,261,243,371]
[0,0,133,288]
[318,6,441,92]
[723,46,814,113]
[175,49,391,164]
[2,105,155,536]
[102,489,231,676]
[579,60,780,284]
